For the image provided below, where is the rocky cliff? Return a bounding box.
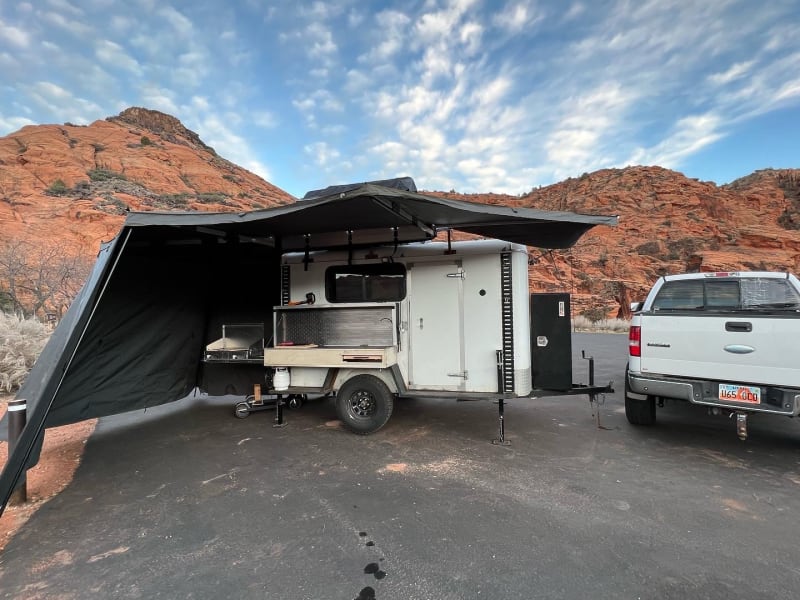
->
[0,107,294,252]
[433,167,800,318]
[1,108,798,319]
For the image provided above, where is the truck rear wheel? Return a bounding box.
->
[625,368,656,426]
[335,375,394,435]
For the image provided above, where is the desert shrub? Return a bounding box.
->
[140,136,152,146]
[156,193,190,208]
[46,179,69,196]
[0,313,50,392]
[87,168,127,182]
[581,306,609,323]
[195,193,228,204]
[572,315,630,333]
[635,241,662,257]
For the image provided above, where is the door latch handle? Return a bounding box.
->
[419,318,423,329]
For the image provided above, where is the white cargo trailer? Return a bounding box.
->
[232,238,611,439]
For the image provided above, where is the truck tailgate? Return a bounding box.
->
[639,314,800,387]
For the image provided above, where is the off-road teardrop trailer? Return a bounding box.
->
[1,177,617,515]
[218,237,615,440]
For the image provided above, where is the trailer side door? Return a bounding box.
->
[407,261,465,391]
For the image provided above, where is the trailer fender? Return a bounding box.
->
[334,368,399,395]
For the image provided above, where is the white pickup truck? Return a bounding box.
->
[625,271,800,439]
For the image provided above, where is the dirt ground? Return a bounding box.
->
[0,393,96,552]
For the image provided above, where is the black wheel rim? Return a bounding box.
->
[347,390,376,419]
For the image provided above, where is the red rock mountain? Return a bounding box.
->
[1,108,798,319]
[0,107,294,251]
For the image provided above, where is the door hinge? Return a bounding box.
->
[446,269,465,279]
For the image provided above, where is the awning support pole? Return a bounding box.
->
[7,399,27,505]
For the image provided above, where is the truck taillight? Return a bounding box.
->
[629,325,641,357]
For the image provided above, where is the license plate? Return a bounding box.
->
[718,384,761,404]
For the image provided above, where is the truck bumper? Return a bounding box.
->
[627,371,800,416]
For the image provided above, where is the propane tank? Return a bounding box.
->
[273,367,290,392]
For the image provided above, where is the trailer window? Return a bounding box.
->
[325,263,406,303]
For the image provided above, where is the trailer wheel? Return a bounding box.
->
[234,401,250,419]
[335,375,394,435]
[287,394,304,410]
[624,368,656,426]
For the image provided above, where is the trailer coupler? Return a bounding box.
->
[734,411,748,441]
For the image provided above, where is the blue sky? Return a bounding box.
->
[1,0,798,198]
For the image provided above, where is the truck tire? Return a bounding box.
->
[625,368,656,426]
[335,375,394,435]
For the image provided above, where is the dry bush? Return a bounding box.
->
[572,315,630,333]
[0,312,50,392]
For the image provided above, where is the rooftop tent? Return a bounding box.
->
[0,179,617,514]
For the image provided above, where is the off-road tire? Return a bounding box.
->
[335,375,394,434]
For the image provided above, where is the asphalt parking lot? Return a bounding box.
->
[2,333,800,599]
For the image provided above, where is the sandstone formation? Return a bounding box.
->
[434,167,799,318]
[0,107,294,254]
[1,108,798,319]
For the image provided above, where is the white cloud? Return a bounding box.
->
[292,89,344,125]
[708,61,755,86]
[359,10,410,63]
[39,11,92,36]
[774,78,800,103]
[543,82,636,174]
[563,2,586,21]
[293,97,316,112]
[0,51,17,69]
[306,22,337,60]
[158,6,193,36]
[46,0,83,16]
[472,75,511,106]
[299,1,344,20]
[493,2,540,33]
[459,21,483,55]
[110,16,136,33]
[95,40,142,75]
[628,112,724,167]
[304,141,340,167]
[140,85,179,115]
[26,81,103,125]
[0,114,36,135]
[348,8,365,27]
[34,81,72,101]
[320,123,346,136]
[253,111,278,128]
[0,19,32,47]
[193,112,272,180]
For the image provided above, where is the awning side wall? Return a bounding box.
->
[0,233,126,514]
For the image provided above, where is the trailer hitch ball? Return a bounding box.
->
[735,412,748,441]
